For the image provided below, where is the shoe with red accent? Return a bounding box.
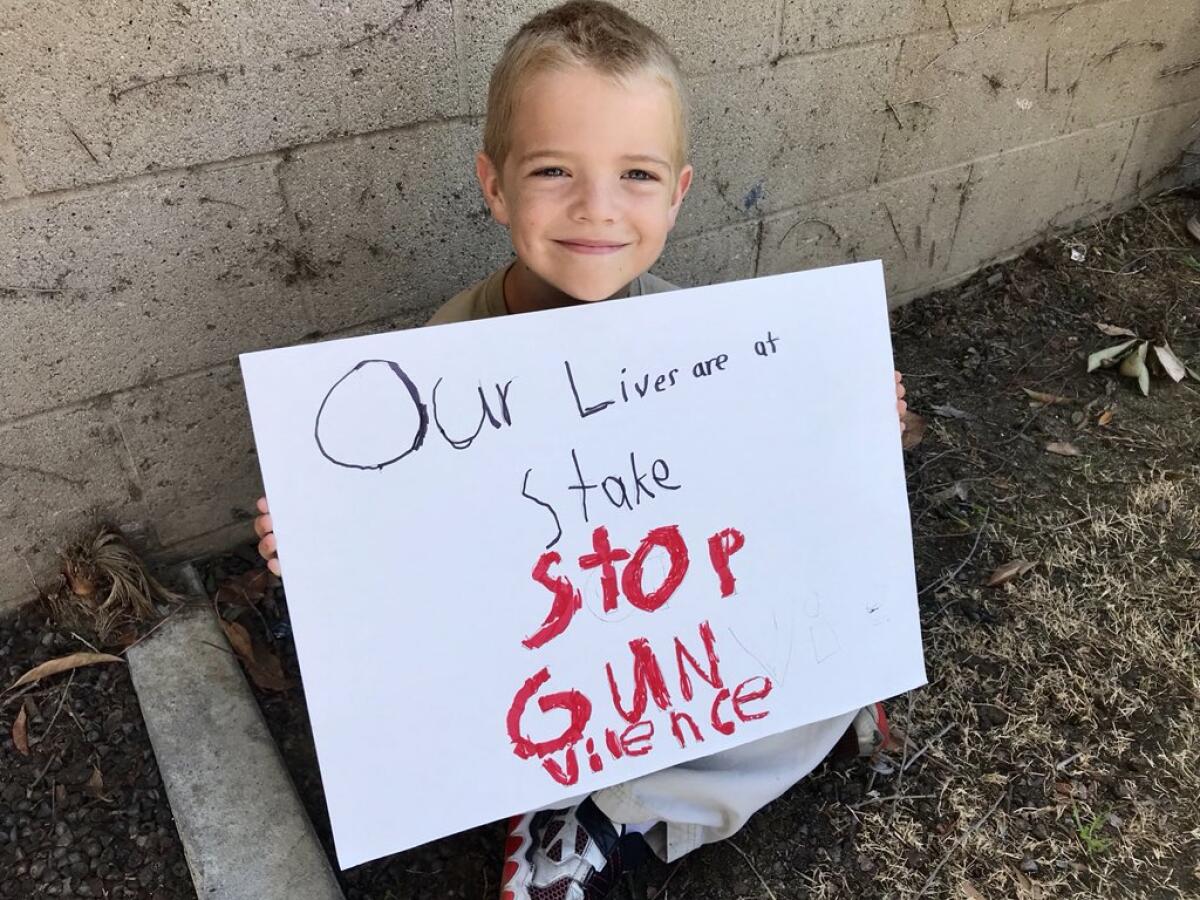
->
[832,702,893,760]
[499,798,649,900]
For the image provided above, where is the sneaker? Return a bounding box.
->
[499,798,650,900]
[831,702,893,760]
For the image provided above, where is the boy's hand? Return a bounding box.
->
[254,496,281,576]
[895,370,907,433]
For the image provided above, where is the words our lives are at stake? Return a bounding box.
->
[314,332,785,786]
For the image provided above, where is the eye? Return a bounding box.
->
[624,169,659,181]
[532,167,566,177]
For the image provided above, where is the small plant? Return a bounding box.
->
[1087,323,1199,396]
[1073,806,1113,855]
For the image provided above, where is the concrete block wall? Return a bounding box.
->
[2,0,1198,610]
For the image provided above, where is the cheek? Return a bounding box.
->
[509,195,556,240]
[631,197,674,237]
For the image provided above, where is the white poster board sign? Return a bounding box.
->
[239,261,926,869]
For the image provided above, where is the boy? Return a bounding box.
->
[255,3,908,898]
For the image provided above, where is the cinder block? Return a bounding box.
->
[944,118,1134,274]
[677,43,898,237]
[278,121,512,334]
[0,555,42,613]
[0,404,143,611]
[757,166,968,301]
[655,221,761,288]
[1009,0,1083,16]
[782,0,1006,54]
[0,1,457,192]
[877,7,1098,182]
[0,115,27,201]
[0,160,314,421]
[1066,0,1200,132]
[455,0,778,116]
[110,364,261,549]
[1114,99,1200,199]
[153,520,254,562]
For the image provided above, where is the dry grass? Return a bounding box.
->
[804,455,1200,898]
[46,526,182,645]
[782,193,1200,899]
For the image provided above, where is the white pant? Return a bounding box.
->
[589,711,856,862]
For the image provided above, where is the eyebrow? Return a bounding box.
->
[518,150,672,168]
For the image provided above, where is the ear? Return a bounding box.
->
[476,151,511,227]
[665,163,694,231]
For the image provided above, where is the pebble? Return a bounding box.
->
[1020,855,1039,873]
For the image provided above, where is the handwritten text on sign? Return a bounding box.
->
[239,262,926,868]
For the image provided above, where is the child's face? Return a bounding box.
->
[477,65,693,303]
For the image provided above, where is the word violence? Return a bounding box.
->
[506,619,774,786]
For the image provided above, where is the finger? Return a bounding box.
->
[256,496,270,515]
[896,381,906,399]
[254,514,273,539]
[258,533,277,561]
[268,558,281,577]
[894,370,902,383]
[897,399,908,416]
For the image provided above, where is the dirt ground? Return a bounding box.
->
[4,189,1199,899]
[0,606,194,899]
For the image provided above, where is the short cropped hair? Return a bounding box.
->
[484,1,688,174]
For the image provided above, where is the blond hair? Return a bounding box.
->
[484,1,688,174]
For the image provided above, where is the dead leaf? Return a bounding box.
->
[1046,442,1081,457]
[64,557,98,600]
[1152,343,1187,383]
[1022,388,1072,407]
[931,404,973,420]
[1095,322,1137,338]
[1097,409,1114,426]
[215,568,272,607]
[960,880,988,900]
[85,765,106,799]
[987,560,1036,587]
[13,705,29,755]
[1118,341,1150,396]
[901,412,927,450]
[931,482,970,505]
[1087,339,1138,373]
[8,652,124,691]
[219,619,289,692]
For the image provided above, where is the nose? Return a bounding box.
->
[568,174,618,224]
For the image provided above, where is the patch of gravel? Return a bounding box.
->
[0,605,195,900]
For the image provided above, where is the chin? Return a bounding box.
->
[553,272,629,304]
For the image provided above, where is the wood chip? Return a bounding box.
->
[1022,388,1072,407]
[986,560,1036,587]
[12,705,30,755]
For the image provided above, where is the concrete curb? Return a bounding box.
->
[127,564,344,900]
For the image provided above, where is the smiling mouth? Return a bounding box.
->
[555,239,629,255]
